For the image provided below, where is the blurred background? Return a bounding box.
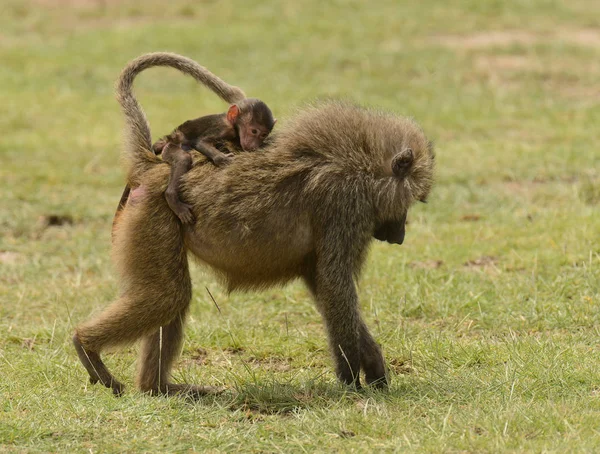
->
[0,0,599,451]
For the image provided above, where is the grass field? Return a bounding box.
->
[1,0,599,451]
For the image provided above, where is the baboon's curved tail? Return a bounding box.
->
[115,52,247,182]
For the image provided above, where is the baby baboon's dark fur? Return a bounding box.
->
[112,52,248,234]
[74,55,435,398]
[153,98,276,224]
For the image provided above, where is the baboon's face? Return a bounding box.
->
[373,122,435,245]
[233,100,276,152]
[238,120,272,152]
[374,216,408,244]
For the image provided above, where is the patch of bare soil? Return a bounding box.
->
[388,358,416,375]
[0,251,24,265]
[501,176,579,198]
[32,0,119,7]
[247,356,293,373]
[432,31,539,49]
[471,51,600,100]
[502,181,535,197]
[475,55,540,72]
[463,256,498,269]
[561,29,600,47]
[432,29,600,50]
[188,347,208,365]
[559,85,600,102]
[38,214,74,228]
[469,54,539,90]
[11,0,156,35]
[21,338,36,350]
[408,260,444,270]
[180,347,234,368]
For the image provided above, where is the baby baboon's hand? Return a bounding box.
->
[213,153,234,167]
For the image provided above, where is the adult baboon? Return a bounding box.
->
[73,57,435,398]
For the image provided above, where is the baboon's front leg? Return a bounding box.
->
[358,321,388,388]
[313,268,362,388]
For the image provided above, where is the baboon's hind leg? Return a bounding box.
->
[73,298,156,396]
[74,289,189,396]
[73,333,125,396]
[136,307,220,399]
[75,183,192,397]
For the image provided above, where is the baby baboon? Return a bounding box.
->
[112,52,273,227]
[74,57,435,398]
[153,97,276,223]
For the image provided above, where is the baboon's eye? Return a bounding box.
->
[251,129,258,135]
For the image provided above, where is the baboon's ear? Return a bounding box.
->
[391,148,414,178]
[227,104,240,124]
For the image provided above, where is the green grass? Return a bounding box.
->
[1,0,599,451]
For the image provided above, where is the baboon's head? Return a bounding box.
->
[229,98,276,152]
[274,102,435,245]
[372,114,435,244]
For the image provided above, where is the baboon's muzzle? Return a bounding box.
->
[373,214,407,245]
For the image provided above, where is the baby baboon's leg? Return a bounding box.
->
[358,321,388,388]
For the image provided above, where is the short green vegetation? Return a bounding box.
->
[1,0,599,451]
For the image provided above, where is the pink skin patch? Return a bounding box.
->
[128,186,147,206]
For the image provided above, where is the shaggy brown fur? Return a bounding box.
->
[73,55,435,398]
[153,98,276,224]
[112,52,248,232]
